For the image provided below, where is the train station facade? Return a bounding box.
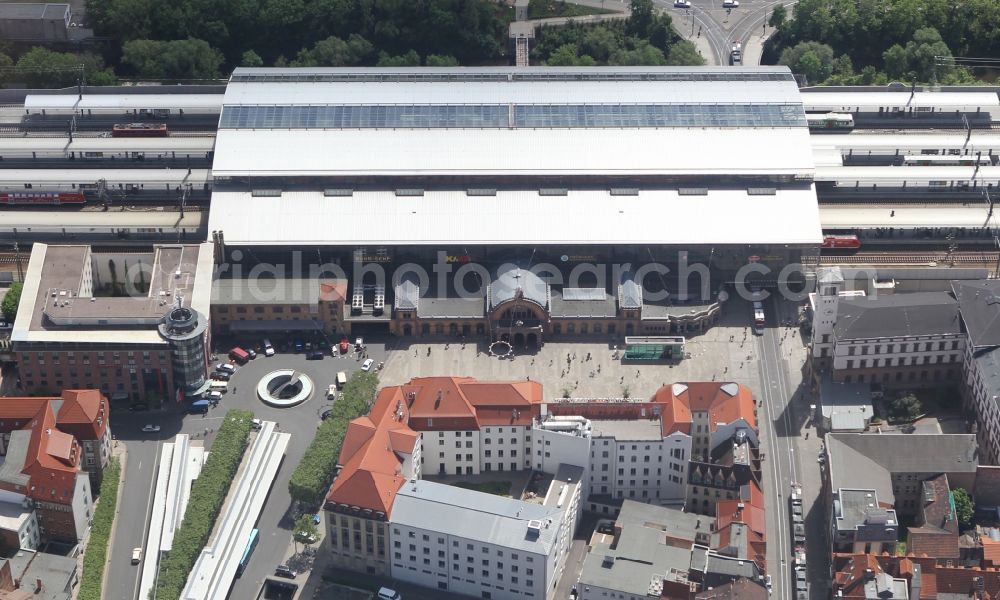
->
[205,66,824,345]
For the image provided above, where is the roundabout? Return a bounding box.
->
[256,369,314,408]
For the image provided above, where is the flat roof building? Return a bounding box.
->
[12,243,214,405]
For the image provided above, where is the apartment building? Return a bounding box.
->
[324,376,579,599]
[953,279,1000,464]
[12,244,214,406]
[577,492,766,600]
[0,390,111,493]
[389,470,580,600]
[400,377,543,477]
[811,268,964,387]
[824,433,978,555]
[539,382,757,516]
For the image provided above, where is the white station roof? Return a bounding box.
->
[0,136,216,154]
[211,127,815,177]
[214,66,812,178]
[23,93,224,113]
[819,205,1000,229]
[801,90,1000,111]
[811,132,1000,154]
[208,187,823,247]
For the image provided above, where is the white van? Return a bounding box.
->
[209,380,228,392]
[377,588,401,600]
[336,372,348,389]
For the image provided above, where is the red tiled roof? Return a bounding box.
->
[935,566,1000,597]
[831,553,941,600]
[907,526,960,560]
[652,382,756,436]
[714,481,766,570]
[326,377,544,516]
[400,377,543,430]
[984,538,1000,565]
[55,389,108,441]
[22,403,80,504]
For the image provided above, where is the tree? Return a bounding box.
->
[240,50,264,67]
[293,514,319,548]
[768,4,786,29]
[887,392,922,421]
[15,48,114,88]
[376,49,421,67]
[904,27,952,83]
[626,0,655,39]
[425,54,459,66]
[666,40,706,66]
[0,52,13,86]
[1,282,22,322]
[291,34,373,67]
[952,488,974,528]
[778,41,835,83]
[580,27,619,62]
[609,41,667,66]
[122,38,224,79]
[882,43,909,78]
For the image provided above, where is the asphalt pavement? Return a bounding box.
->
[223,343,388,600]
[104,338,389,600]
[659,0,797,65]
[755,296,813,600]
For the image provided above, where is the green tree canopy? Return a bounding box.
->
[425,54,459,66]
[121,38,224,79]
[666,40,706,66]
[15,48,115,88]
[293,514,319,546]
[376,49,421,67]
[1,282,22,324]
[778,40,835,83]
[291,35,374,67]
[952,488,974,528]
[768,4,786,29]
[240,50,264,67]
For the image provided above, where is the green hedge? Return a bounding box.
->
[152,410,254,600]
[78,457,121,600]
[289,371,379,506]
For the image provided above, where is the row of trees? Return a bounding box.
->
[768,0,997,84]
[155,410,254,600]
[531,0,704,66]
[85,0,511,74]
[288,371,380,505]
[78,459,121,600]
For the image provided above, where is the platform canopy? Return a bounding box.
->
[208,187,823,247]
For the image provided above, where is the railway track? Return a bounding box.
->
[819,251,1000,266]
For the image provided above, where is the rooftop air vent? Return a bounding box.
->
[324,188,354,197]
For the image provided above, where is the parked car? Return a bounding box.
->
[362,358,375,371]
[327,385,337,400]
[251,418,263,431]
[264,339,275,357]
[216,362,236,373]
[212,371,231,381]
[673,0,691,7]
[377,588,402,600]
[307,351,324,360]
[141,424,160,433]
[247,348,257,360]
[723,0,739,6]
[321,409,333,420]
[131,547,142,564]
[274,565,297,579]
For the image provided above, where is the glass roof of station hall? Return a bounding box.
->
[220,66,807,129]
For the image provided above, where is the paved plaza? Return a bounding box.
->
[379,298,801,400]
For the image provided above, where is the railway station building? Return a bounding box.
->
[10,243,214,407]
[206,66,823,345]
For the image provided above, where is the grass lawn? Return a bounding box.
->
[454,480,513,497]
[528,0,615,19]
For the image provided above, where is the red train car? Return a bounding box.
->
[111,123,169,137]
[0,191,86,205]
[821,234,861,249]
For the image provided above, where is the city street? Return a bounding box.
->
[659,0,797,65]
[755,295,821,600]
[104,340,387,600]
